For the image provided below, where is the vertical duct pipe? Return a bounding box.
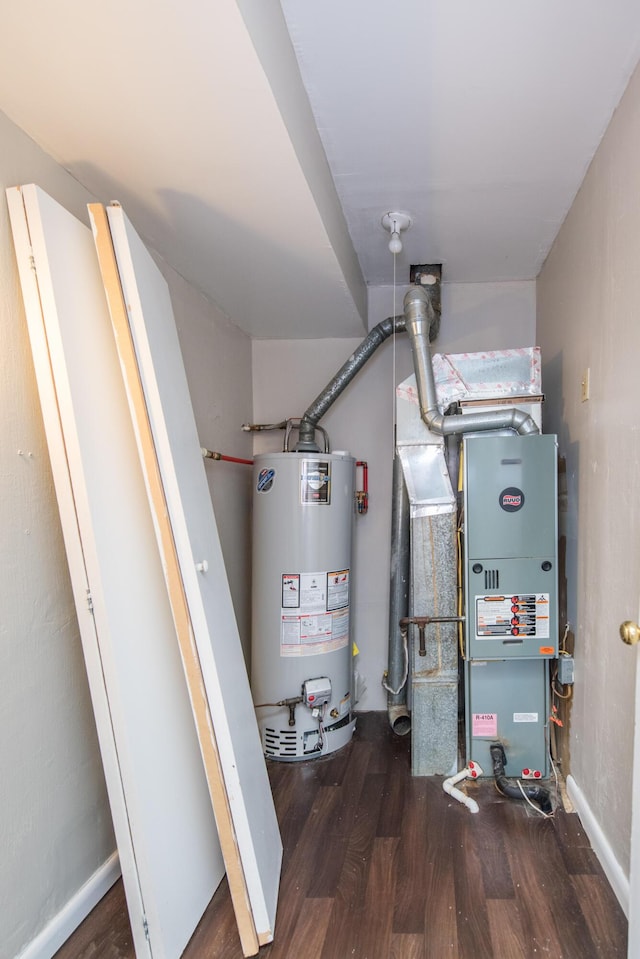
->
[385,453,411,733]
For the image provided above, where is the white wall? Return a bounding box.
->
[171,274,254,660]
[370,279,537,354]
[252,279,536,709]
[537,63,640,878]
[1,109,254,957]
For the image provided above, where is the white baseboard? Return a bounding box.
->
[17,852,121,959]
[566,774,629,918]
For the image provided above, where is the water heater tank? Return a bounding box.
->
[251,451,356,760]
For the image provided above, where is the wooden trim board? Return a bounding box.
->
[98,202,282,944]
[89,203,259,956]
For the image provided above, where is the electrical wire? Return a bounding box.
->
[548,749,560,808]
[456,444,466,659]
[313,703,328,755]
[456,443,466,660]
[392,243,397,457]
[382,627,409,695]
[456,521,465,659]
[544,718,561,812]
[319,704,327,754]
[517,780,555,819]
[552,677,573,700]
[491,743,553,815]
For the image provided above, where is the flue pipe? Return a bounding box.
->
[402,287,539,437]
[296,315,407,451]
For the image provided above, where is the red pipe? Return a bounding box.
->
[202,448,254,466]
[355,460,369,514]
[218,454,254,466]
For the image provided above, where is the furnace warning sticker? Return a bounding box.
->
[475,593,550,639]
[472,713,498,737]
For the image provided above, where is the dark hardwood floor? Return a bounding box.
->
[55,713,627,959]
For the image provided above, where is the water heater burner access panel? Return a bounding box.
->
[463,434,558,660]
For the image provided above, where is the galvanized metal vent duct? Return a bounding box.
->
[295,314,408,452]
[402,287,539,439]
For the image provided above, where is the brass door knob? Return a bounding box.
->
[620,621,640,645]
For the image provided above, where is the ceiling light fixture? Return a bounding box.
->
[381,211,411,255]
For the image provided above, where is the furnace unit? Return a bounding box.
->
[463,433,558,777]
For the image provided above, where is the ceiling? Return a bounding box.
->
[2,0,640,339]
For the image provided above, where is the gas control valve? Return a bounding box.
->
[302,677,332,709]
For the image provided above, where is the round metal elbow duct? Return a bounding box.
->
[402,287,539,438]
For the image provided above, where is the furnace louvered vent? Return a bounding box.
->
[263,727,298,758]
[484,569,500,590]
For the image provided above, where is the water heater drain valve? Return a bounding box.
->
[303,677,332,711]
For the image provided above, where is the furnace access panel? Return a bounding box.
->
[463,433,558,660]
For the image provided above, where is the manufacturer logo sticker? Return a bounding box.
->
[499,486,525,512]
[257,467,275,493]
[300,460,331,504]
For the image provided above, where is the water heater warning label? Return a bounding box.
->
[280,570,350,656]
[327,570,349,610]
[282,574,300,608]
[475,594,550,639]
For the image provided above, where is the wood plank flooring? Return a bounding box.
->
[55,712,627,959]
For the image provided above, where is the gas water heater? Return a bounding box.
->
[251,451,357,760]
